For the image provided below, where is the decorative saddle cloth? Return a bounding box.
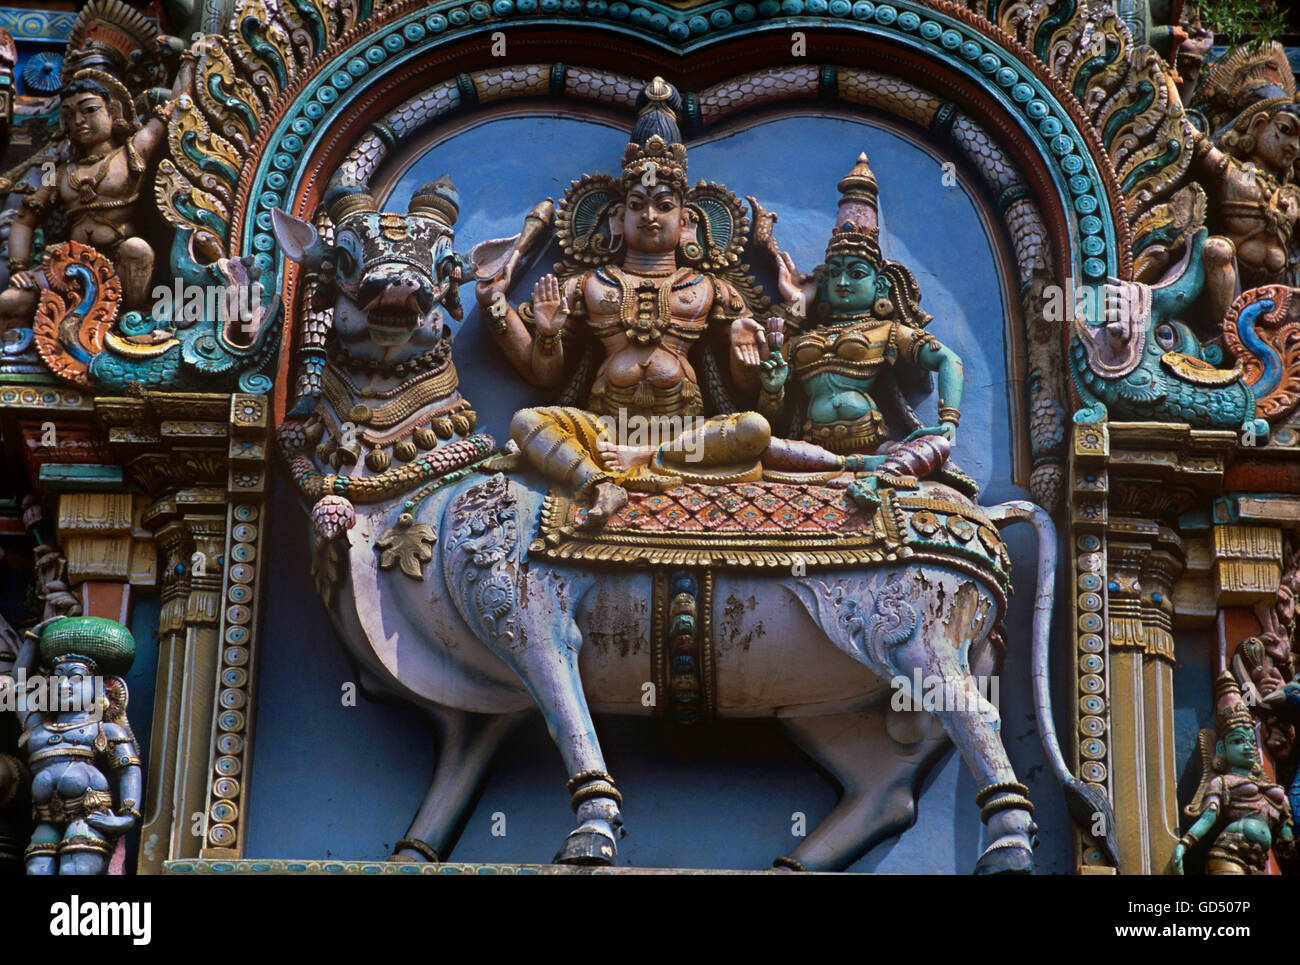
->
[529,477,1011,596]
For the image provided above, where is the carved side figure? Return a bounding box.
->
[1186,44,1300,327]
[0,69,175,329]
[1175,671,1295,874]
[11,616,141,875]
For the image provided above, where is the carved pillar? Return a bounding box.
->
[1104,520,1183,873]
[1069,423,1113,873]
[1070,423,1234,874]
[92,392,268,872]
[138,515,191,871]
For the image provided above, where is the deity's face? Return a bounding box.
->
[1252,109,1300,175]
[619,184,686,254]
[53,658,99,712]
[1219,725,1258,771]
[61,91,113,150]
[821,255,878,314]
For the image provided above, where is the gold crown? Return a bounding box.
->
[825,223,882,264]
[621,135,689,193]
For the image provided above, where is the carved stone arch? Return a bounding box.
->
[164,0,1151,415]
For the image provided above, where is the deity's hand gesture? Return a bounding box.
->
[730,316,768,370]
[8,270,37,291]
[1170,840,1186,875]
[758,352,788,395]
[533,274,568,332]
[758,317,788,393]
[775,251,817,318]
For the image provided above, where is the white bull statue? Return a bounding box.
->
[269,175,1116,874]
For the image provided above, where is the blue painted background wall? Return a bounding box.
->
[247,110,1068,871]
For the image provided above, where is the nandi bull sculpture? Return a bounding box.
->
[270,144,1115,875]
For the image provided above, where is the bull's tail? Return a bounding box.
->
[986,499,1121,870]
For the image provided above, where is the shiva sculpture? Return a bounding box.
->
[1175,672,1295,875]
[10,616,141,875]
[272,77,1111,874]
[477,78,831,526]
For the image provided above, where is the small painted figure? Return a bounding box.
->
[0,69,174,328]
[758,153,964,476]
[1175,671,1295,874]
[11,616,141,875]
[1185,44,1300,326]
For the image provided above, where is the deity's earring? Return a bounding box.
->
[873,278,894,318]
[679,211,703,262]
[606,208,625,253]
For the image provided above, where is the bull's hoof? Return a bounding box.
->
[553,830,617,866]
[390,838,440,863]
[772,856,809,872]
[973,840,1034,875]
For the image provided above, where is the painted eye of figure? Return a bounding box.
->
[1154,323,1176,349]
[433,235,452,277]
[336,237,359,277]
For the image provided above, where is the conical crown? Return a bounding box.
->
[825,153,882,264]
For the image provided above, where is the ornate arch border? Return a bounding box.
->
[234,0,1124,284]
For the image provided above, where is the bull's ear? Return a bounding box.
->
[271,208,327,268]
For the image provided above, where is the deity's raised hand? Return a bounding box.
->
[533,273,568,331]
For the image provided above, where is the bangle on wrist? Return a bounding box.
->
[537,330,562,356]
[938,406,960,427]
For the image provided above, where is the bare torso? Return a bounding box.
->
[59,146,143,250]
[1217,161,1300,277]
[580,268,714,389]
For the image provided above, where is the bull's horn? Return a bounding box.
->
[271,208,329,268]
[409,174,459,227]
[324,172,377,223]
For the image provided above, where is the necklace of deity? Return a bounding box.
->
[67,149,115,201]
[597,266,702,345]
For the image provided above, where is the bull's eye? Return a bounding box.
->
[1154,323,1177,350]
[335,233,361,282]
[433,235,453,278]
